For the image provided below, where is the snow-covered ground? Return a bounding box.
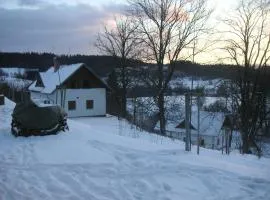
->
[0,67,26,77]
[0,77,33,90]
[127,95,230,121]
[0,67,36,89]
[0,67,38,77]
[169,76,222,91]
[0,98,270,200]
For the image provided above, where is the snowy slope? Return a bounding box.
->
[0,67,25,77]
[0,77,33,90]
[169,76,222,90]
[0,98,270,200]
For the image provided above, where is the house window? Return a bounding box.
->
[68,101,76,110]
[200,138,205,147]
[44,100,50,104]
[86,100,94,109]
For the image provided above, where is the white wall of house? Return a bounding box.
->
[30,91,56,105]
[30,88,106,117]
[62,89,106,117]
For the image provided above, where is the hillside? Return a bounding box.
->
[1,53,270,89]
[0,52,143,77]
[0,98,270,200]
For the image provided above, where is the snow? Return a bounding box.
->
[0,67,25,77]
[0,77,33,90]
[163,111,225,137]
[0,97,15,130]
[129,95,240,149]
[1,98,270,200]
[127,95,230,123]
[169,76,223,90]
[154,111,234,150]
[28,63,83,94]
[28,83,43,92]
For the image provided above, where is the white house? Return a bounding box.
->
[155,111,241,150]
[28,63,109,117]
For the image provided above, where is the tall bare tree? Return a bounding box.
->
[221,0,270,155]
[95,16,139,117]
[129,0,212,135]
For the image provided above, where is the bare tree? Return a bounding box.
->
[221,0,270,155]
[95,16,139,117]
[129,0,212,135]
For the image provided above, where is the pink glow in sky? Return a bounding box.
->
[0,0,237,61]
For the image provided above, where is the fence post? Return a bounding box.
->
[185,93,191,151]
[197,96,200,155]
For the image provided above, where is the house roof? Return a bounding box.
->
[156,111,225,136]
[175,119,196,130]
[29,63,109,94]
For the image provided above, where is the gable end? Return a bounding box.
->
[35,73,44,87]
[61,64,108,89]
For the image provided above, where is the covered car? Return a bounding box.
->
[11,100,68,137]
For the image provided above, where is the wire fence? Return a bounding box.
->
[165,130,220,149]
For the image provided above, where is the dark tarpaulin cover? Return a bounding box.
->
[12,101,66,130]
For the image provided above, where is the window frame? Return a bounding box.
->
[86,100,94,109]
[44,100,50,104]
[68,100,76,110]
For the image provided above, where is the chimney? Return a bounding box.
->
[53,56,60,72]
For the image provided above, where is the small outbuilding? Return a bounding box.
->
[156,111,226,149]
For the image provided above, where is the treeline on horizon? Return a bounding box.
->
[0,52,269,84]
[173,60,270,87]
[0,52,142,77]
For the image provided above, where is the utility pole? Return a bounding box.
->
[197,96,200,155]
[57,70,63,108]
[222,131,224,154]
[190,34,197,151]
[185,93,191,151]
[190,77,193,150]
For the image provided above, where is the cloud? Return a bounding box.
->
[0,3,126,54]
[17,0,45,6]
[0,0,49,9]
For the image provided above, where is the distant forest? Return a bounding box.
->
[0,52,132,77]
[0,52,269,85]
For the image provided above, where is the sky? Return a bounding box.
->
[0,0,237,61]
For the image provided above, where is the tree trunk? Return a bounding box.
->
[241,131,249,154]
[158,92,166,135]
[121,91,127,118]
[120,62,127,118]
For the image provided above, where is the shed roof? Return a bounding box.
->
[175,119,196,130]
[156,111,225,136]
